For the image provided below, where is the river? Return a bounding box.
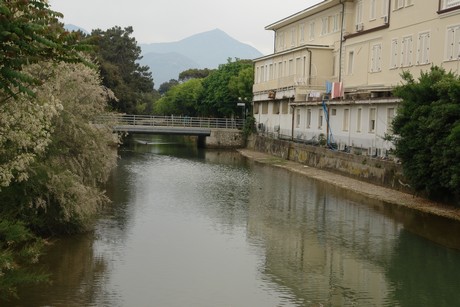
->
[11,135,460,306]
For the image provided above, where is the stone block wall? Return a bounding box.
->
[248,135,410,192]
[204,129,245,149]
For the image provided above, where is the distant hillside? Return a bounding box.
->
[140,29,262,87]
[139,52,199,87]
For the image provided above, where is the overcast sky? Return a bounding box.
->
[49,0,322,55]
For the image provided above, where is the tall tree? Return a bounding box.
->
[178,68,213,83]
[0,0,88,100]
[0,61,118,233]
[91,26,156,114]
[158,79,179,95]
[154,79,203,116]
[392,67,460,203]
[200,58,253,117]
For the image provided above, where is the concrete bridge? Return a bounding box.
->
[94,114,246,148]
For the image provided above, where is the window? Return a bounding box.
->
[300,24,305,43]
[356,0,363,25]
[406,0,413,6]
[401,35,413,67]
[318,108,324,129]
[296,109,301,128]
[269,64,274,80]
[260,65,265,82]
[387,108,395,133]
[321,17,328,35]
[273,102,280,114]
[282,101,289,114]
[417,32,430,65]
[291,28,297,47]
[343,109,350,131]
[445,25,460,61]
[369,108,376,133]
[253,102,259,114]
[309,22,315,40]
[441,0,460,9]
[395,0,404,10]
[278,61,283,78]
[370,0,377,20]
[348,51,354,75]
[390,39,399,69]
[262,102,268,114]
[277,32,285,51]
[296,57,302,76]
[288,59,294,76]
[370,43,382,72]
[382,0,389,17]
[307,109,312,128]
[333,14,340,32]
[331,109,337,116]
[357,108,362,132]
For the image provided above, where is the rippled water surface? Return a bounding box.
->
[12,135,460,306]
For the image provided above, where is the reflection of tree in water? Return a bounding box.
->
[385,229,460,306]
[13,233,110,306]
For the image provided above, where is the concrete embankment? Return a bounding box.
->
[238,140,460,222]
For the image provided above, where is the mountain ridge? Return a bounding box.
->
[64,25,262,87]
[139,29,262,86]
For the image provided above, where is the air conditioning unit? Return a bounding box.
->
[355,23,364,32]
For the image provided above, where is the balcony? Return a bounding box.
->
[253,74,337,102]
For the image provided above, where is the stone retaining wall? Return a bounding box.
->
[247,135,411,192]
[204,129,245,149]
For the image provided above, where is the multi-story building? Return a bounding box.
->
[253,0,460,157]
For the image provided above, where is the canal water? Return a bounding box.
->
[11,135,460,306]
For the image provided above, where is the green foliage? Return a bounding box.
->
[392,66,460,203]
[154,79,203,116]
[178,68,213,82]
[90,26,157,114]
[0,220,48,301]
[0,61,118,234]
[158,79,179,95]
[0,0,90,99]
[242,115,256,142]
[199,58,253,117]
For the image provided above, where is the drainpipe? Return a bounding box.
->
[307,49,312,85]
[339,0,345,82]
[291,99,295,140]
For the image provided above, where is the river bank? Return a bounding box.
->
[238,148,460,222]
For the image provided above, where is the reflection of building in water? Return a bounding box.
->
[247,166,402,305]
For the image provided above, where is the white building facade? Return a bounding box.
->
[253,0,460,157]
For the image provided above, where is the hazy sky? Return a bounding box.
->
[49,0,322,55]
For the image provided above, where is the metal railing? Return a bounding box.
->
[94,114,245,130]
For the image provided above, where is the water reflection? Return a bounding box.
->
[9,135,460,306]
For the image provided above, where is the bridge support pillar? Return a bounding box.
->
[203,129,244,149]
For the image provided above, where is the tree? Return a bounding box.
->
[0,61,118,234]
[154,79,203,116]
[91,26,156,114]
[200,58,253,117]
[392,67,460,203]
[0,0,89,99]
[178,68,213,83]
[158,79,179,95]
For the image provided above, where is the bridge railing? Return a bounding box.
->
[94,114,245,130]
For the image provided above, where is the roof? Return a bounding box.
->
[265,0,342,30]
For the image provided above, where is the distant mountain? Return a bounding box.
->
[140,29,262,87]
[64,24,89,35]
[139,52,199,87]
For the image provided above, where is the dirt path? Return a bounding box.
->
[238,148,460,222]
